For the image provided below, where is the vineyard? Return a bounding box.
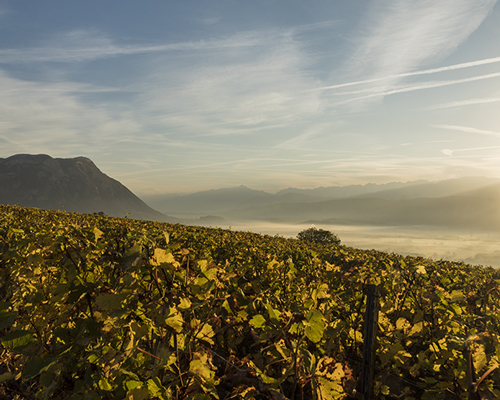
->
[1,204,500,399]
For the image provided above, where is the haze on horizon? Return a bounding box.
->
[1,1,500,196]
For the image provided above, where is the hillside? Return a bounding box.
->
[0,154,168,221]
[1,204,500,399]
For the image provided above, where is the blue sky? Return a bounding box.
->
[1,0,500,195]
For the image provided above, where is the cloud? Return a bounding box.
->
[331,71,500,105]
[339,0,496,103]
[0,70,143,157]
[128,28,323,138]
[433,125,500,138]
[317,55,500,92]
[427,96,500,110]
[275,125,330,150]
[441,145,500,157]
[0,24,324,152]
[0,28,287,64]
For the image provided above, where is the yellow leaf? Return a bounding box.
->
[396,317,410,331]
[165,307,184,333]
[409,321,423,336]
[195,323,215,345]
[153,248,178,267]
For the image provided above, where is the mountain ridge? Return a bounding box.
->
[0,154,168,221]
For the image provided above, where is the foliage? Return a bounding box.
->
[1,204,500,399]
[297,227,341,245]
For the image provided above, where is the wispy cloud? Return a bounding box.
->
[427,97,500,110]
[275,125,330,150]
[129,30,323,138]
[331,71,500,105]
[339,0,496,103]
[0,28,287,64]
[0,24,322,148]
[442,145,500,156]
[433,125,500,138]
[0,71,142,155]
[317,55,500,92]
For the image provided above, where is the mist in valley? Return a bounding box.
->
[202,221,500,269]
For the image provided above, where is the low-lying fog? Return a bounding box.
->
[206,222,500,269]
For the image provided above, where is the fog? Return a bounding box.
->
[205,221,500,269]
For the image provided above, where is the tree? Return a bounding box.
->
[297,227,341,245]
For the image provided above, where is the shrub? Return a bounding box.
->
[297,227,341,245]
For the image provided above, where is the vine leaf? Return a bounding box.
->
[304,310,325,343]
[1,330,34,352]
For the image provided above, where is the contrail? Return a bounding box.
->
[427,97,500,110]
[433,124,500,138]
[334,72,500,104]
[316,56,500,91]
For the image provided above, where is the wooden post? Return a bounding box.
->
[360,284,379,400]
[464,341,481,400]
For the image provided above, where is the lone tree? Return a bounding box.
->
[297,227,341,245]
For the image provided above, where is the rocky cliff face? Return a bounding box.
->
[0,154,167,221]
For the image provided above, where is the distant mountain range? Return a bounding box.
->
[143,176,500,230]
[0,154,168,221]
[3,154,500,231]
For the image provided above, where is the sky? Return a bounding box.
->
[1,0,500,195]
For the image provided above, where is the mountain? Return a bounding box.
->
[144,180,430,216]
[225,192,500,230]
[142,185,273,215]
[142,176,500,230]
[0,154,168,221]
[275,180,428,198]
[353,176,500,199]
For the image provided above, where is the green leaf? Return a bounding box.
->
[396,317,410,330]
[450,290,465,303]
[265,303,281,324]
[473,344,487,372]
[128,388,150,400]
[95,292,128,311]
[193,395,212,400]
[165,307,184,333]
[409,321,424,336]
[190,358,213,381]
[195,323,215,345]
[416,265,426,275]
[0,372,14,383]
[316,376,344,399]
[304,310,325,343]
[249,314,266,328]
[0,311,17,330]
[23,357,57,380]
[98,378,113,391]
[40,371,54,387]
[147,377,165,396]
[178,297,192,311]
[0,301,11,312]
[1,330,34,351]
[84,392,101,400]
[126,380,143,391]
[153,248,178,267]
[93,227,103,242]
[118,369,140,381]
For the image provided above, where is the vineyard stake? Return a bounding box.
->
[360,284,379,400]
[464,340,481,400]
